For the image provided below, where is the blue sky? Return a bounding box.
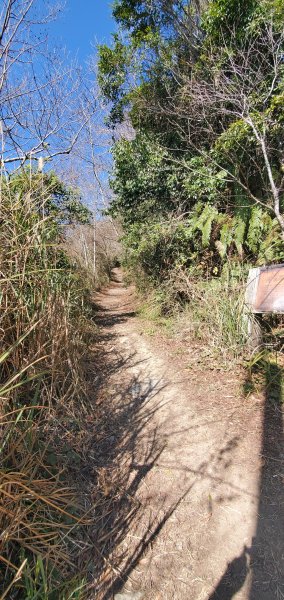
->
[51,0,116,64]
[48,1,116,211]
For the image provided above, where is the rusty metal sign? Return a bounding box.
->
[246,264,284,313]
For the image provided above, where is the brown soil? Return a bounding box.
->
[92,269,284,600]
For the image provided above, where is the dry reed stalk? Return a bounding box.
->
[0,171,95,597]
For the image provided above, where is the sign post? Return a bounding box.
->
[245,263,284,350]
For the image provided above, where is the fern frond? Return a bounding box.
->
[234,219,246,257]
[215,240,226,257]
[247,206,263,253]
[194,204,218,247]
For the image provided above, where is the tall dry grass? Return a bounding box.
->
[0,169,93,598]
[136,263,249,367]
[171,266,248,364]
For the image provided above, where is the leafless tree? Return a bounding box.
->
[54,71,121,276]
[140,22,284,237]
[185,28,284,234]
[0,0,93,168]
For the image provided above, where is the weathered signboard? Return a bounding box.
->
[246,264,284,314]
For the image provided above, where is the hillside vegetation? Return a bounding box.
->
[98,0,284,346]
[1,0,284,597]
[0,1,122,594]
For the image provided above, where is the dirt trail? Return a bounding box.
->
[94,270,283,600]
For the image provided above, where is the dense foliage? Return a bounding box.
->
[99,0,284,286]
[7,170,92,225]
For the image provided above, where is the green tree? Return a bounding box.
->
[8,170,91,225]
[99,0,284,283]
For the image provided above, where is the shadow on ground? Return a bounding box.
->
[82,282,175,598]
[208,360,284,600]
[85,275,211,598]
[84,273,283,600]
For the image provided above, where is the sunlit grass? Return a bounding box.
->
[0,171,93,598]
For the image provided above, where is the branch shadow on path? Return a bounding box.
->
[207,360,284,600]
[87,279,177,598]
[90,271,283,600]
[89,274,251,599]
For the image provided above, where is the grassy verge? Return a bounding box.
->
[135,265,248,368]
[0,172,95,598]
[135,264,284,388]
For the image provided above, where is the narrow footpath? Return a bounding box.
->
[93,270,283,600]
